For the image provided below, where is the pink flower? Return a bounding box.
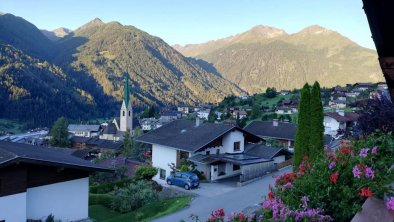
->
[353,165,362,178]
[386,197,394,211]
[371,146,378,154]
[359,148,369,158]
[328,161,336,170]
[365,167,375,179]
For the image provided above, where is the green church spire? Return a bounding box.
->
[123,74,130,106]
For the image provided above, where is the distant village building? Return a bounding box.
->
[239,93,250,100]
[345,89,362,98]
[197,109,211,120]
[177,105,191,114]
[160,111,182,122]
[324,111,360,136]
[353,82,375,91]
[329,99,347,109]
[215,111,223,120]
[275,107,296,115]
[68,124,101,138]
[377,82,388,90]
[0,141,109,222]
[279,90,290,96]
[140,118,167,131]
[232,110,247,119]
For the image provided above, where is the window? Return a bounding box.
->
[234,141,241,151]
[206,151,210,155]
[159,169,166,180]
[122,110,125,116]
[129,111,131,116]
[233,164,240,171]
[216,149,220,154]
[0,178,2,194]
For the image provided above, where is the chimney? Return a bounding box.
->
[273,119,279,127]
[337,110,345,116]
[196,117,200,127]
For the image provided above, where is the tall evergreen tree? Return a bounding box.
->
[309,81,324,159]
[49,117,70,147]
[294,83,311,167]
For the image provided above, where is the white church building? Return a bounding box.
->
[100,74,135,141]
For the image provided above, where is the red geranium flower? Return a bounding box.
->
[359,187,373,198]
[330,172,339,184]
[268,191,274,200]
[339,147,351,155]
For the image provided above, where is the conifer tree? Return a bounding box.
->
[309,81,324,159]
[49,117,70,147]
[294,83,311,167]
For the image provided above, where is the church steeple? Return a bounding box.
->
[119,73,133,133]
[123,74,130,106]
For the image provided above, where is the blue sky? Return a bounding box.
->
[0,0,375,49]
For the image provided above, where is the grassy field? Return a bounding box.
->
[255,94,293,108]
[89,196,192,222]
[0,119,24,133]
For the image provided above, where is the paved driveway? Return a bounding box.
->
[151,166,292,222]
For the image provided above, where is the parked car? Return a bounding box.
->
[166,171,200,190]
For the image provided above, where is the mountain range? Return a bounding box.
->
[0,13,384,127]
[174,25,383,94]
[0,13,241,127]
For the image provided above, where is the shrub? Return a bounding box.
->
[276,133,394,221]
[89,193,115,208]
[192,169,206,180]
[90,177,133,194]
[134,165,158,180]
[180,165,189,172]
[111,180,158,213]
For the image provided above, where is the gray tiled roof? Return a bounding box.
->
[244,121,297,140]
[0,141,109,171]
[245,121,333,145]
[137,120,260,152]
[68,124,100,132]
[244,144,292,159]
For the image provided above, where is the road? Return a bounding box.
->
[151,166,292,222]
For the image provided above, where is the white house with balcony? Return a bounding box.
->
[324,111,360,136]
[137,119,276,183]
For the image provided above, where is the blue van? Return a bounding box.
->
[166,172,200,190]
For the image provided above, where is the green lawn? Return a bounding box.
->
[89,196,192,222]
[256,94,293,108]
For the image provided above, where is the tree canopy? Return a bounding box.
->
[49,117,70,147]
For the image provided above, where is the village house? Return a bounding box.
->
[377,82,388,90]
[177,105,191,114]
[353,82,375,91]
[0,141,109,222]
[279,90,290,95]
[137,119,279,183]
[324,111,360,136]
[275,107,296,115]
[232,109,247,119]
[70,136,123,151]
[160,111,182,122]
[329,99,347,109]
[345,89,362,98]
[140,117,172,132]
[68,124,101,138]
[244,120,334,152]
[197,109,211,120]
